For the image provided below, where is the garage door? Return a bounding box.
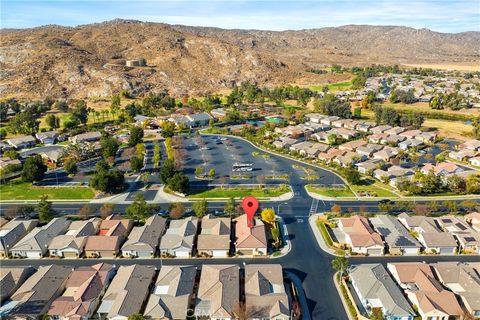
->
[212,250,227,257]
[239,249,253,256]
[176,251,190,258]
[26,251,42,258]
[439,247,453,255]
[63,252,77,258]
[137,251,152,258]
[367,249,382,256]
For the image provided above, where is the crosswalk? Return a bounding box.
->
[309,199,319,216]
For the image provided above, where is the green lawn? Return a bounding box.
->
[306,185,355,197]
[188,185,290,199]
[350,179,399,198]
[309,80,352,92]
[0,180,95,200]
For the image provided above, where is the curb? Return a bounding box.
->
[333,272,356,320]
[270,216,292,259]
[308,214,339,257]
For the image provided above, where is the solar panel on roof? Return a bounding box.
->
[464,237,476,242]
[457,224,467,231]
[442,219,452,223]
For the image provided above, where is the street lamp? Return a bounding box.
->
[277,202,288,216]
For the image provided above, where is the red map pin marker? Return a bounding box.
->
[242,196,259,228]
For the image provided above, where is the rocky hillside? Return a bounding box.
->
[1,20,479,99]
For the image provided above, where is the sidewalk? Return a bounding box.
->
[308,214,340,256]
[333,272,356,320]
[271,216,292,259]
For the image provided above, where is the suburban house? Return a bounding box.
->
[6,135,36,150]
[421,162,463,176]
[436,215,472,233]
[69,131,102,144]
[272,137,299,149]
[48,263,115,320]
[449,149,478,161]
[338,215,384,255]
[0,218,38,257]
[370,215,421,255]
[211,108,227,119]
[469,156,480,167]
[339,140,367,152]
[98,215,133,240]
[355,159,384,175]
[234,214,268,256]
[84,235,122,258]
[35,131,59,144]
[417,232,458,255]
[398,213,440,234]
[387,263,463,319]
[464,212,480,231]
[144,265,196,320]
[40,149,64,167]
[197,215,231,257]
[159,216,198,257]
[245,264,290,319]
[349,264,415,320]
[432,262,480,318]
[398,138,424,150]
[385,126,406,136]
[0,265,71,319]
[373,147,399,162]
[0,267,36,303]
[84,216,132,258]
[97,265,156,320]
[121,215,166,258]
[356,143,383,157]
[399,129,422,139]
[455,232,480,254]
[460,139,480,151]
[370,125,392,134]
[10,218,70,258]
[0,157,21,170]
[48,218,101,258]
[185,112,212,127]
[195,265,239,319]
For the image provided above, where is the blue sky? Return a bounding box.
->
[1,0,479,32]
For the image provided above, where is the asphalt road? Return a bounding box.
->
[2,134,480,318]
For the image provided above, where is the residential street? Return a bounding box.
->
[1,135,480,318]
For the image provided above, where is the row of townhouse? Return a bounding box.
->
[159,214,268,258]
[1,213,269,260]
[0,130,103,153]
[337,213,480,256]
[349,261,480,320]
[0,263,291,320]
[399,212,480,255]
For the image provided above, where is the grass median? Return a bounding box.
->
[306,185,354,197]
[0,180,95,200]
[188,184,290,199]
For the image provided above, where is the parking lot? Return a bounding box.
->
[183,135,344,189]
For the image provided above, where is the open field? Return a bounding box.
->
[309,80,353,92]
[0,180,95,200]
[401,63,480,72]
[187,185,290,199]
[422,119,473,140]
[362,104,472,140]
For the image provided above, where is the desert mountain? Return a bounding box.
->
[1,19,479,99]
